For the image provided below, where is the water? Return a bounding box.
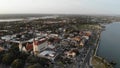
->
[0,14,58,22]
[97,22,120,68]
[0,19,24,22]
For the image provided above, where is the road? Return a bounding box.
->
[80,46,94,68]
[64,46,95,68]
[69,40,96,68]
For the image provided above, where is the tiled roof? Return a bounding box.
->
[26,43,33,50]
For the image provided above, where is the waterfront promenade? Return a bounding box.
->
[91,29,113,68]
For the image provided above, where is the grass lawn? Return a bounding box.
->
[91,56,106,68]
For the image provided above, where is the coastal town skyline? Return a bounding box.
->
[0,0,120,68]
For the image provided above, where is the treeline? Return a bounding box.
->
[0,44,53,68]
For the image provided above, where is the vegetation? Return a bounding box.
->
[11,59,24,68]
[0,43,52,68]
[0,44,29,67]
[2,53,14,65]
[91,56,113,68]
[27,63,43,68]
[26,56,51,68]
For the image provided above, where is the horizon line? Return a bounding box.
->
[0,13,119,16]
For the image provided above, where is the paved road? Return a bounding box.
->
[74,44,96,68]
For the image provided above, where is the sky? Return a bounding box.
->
[0,0,120,15]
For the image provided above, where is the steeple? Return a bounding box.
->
[32,26,39,55]
[19,41,22,51]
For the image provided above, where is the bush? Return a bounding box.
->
[11,59,24,68]
[27,63,43,68]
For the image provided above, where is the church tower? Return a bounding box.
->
[33,39,39,55]
[19,42,22,51]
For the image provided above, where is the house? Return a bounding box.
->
[80,40,85,46]
[80,35,89,46]
[82,36,89,40]
[38,50,57,61]
[1,35,12,41]
[0,47,4,52]
[48,34,58,37]
[65,51,76,58]
[85,31,92,36]
[47,42,55,49]
[72,36,81,42]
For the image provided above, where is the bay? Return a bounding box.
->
[97,22,120,68]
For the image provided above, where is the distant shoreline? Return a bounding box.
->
[0,19,24,22]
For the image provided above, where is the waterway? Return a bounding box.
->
[97,22,120,68]
[0,19,24,22]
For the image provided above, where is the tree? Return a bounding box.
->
[18,52,29,62]
[0,50,5,63]
[11,59,24,68]
[26,56,51,67]
[26,56,38,65]
[9,44,20,58]
[2,53,14,65]
[38,57,51,67]
[27,63,43,68]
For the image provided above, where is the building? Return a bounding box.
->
[33,38,47,55]
[38,50,57,61]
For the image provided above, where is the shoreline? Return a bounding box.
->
[91,28,113,68]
